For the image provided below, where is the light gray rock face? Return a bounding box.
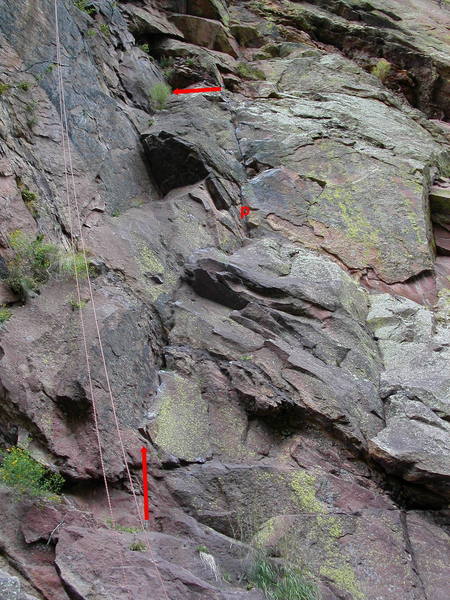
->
[368,293,450,498]
[0,569,38,600]
[0,0,449,599]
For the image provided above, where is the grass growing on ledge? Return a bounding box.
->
[371,58,391,82]
[149,82,171,111]
[249,555,320,600]
[4,230,87,301]
[0,446,64,500]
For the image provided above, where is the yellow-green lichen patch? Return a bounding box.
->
[137,245,164,275]
[289,470,326,513]
[136,243,179,301]
[316,515,343,539]
[154,373,210,461]
[320,565,365,600]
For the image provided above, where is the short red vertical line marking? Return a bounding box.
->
[141,447,149,521]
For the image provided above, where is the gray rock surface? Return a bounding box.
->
[0,0,449,599]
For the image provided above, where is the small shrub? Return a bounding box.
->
[237,62,266,81]
[149,82,171,111]
[74,0,96,16]
[111,209,120,217]
[86,28,97,37]
[0,83,11,95]
[21,188,37,204]
[129,541,146,551]
[18,81,31,91]
[0,306,12,324]
[139,43,150,54]
[0,446,64,499]
[371,58,391,82]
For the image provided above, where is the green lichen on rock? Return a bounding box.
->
[289,470,325,513]
[137,244,164,275]
[319,565,365,600]
[154,373,210,461]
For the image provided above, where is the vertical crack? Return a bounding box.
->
[399,510,429,600]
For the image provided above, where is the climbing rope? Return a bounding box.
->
[54,1,169,598]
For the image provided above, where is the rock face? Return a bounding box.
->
[0,1,449,599]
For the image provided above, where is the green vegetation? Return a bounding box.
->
[371,58,391,82]
[25,101,38,129]
[69,298,87,310]
[148,82,171,111]
[0,83,11,95]
[237,62,266,81]
[0,446,64,499]
[319,566,364,600]
[74,0,96,16]
[99,24,110,37]
[196,545,209,554]
[129,541,146,551]
[86,28,97,37]
[139,43,150,54]
[18,81,31,91]
[0,306,12,324]
[20,187,38,216]
[4,230,86,301]
[111,209,120,217]
[158,56,176,79]
[249,555,320,600]
[106,518,139,533]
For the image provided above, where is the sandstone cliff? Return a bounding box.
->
[0,1,449,599]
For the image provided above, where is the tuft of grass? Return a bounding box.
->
[148,82,171,111]
[0,306,12,324]
[250,555,320,600]
[129,541,146,551]
[371,58,391,82]
[86,28,97,37]
[0,83,12,95]
[0,445,64,500]
[237,62,266,81]
[139,43,150,54]
[18,81,32,91]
